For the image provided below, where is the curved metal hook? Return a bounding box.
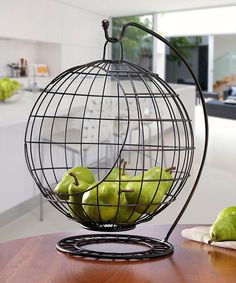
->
[102,20,124,60]
[103,40,124,61]
[102,19,119,43]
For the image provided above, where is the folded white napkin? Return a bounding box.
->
[181,226,236,250]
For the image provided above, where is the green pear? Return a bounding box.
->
[114,193,141,224]
[116,160,131,189]
[118,174,131,190]
[64,166,95,184]
[105,159,129,181]
[125,166,174,214]
[0,80,11,100]
[125,175,164,214]
[214,206,236,220]
[144,166,174,191]
[10,80,20,92]
[54,166,95,200]
[54,174,74,200]
[105,167,121,180]
[68,177,90,222]
[209,206,236,243]
[82,181,120,222]
[209,214,236,243]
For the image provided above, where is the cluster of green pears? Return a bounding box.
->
[0,77,20,101]
[82,160,140,224]
[54,166,95,222]
[54,160,175,225]
[209,206,236,244]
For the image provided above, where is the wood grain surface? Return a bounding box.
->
[0,224,236,283]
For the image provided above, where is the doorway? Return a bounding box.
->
[165,36,209,91]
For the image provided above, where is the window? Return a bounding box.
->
[112,15,153,71]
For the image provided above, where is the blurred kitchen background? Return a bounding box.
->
[0,0,236,242]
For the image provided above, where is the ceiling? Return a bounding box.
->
[55,0,236,17]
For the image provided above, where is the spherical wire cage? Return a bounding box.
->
[24,20,208,260]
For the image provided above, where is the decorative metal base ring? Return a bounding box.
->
[56,234,174,260]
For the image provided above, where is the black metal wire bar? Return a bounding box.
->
[40,90,179,98]
[111,62,137,225]
[38,66,83,187]
[49,66,85,175]
[124,62,167,215]
[81,61,111,168]
[38,68,85,211]
[123,61,163,168]
[25,140,193,151]
[120,63,146,218]
[103,40,124,61]
[65,61,110,169]
[140,60,193,219]
[125,61,183,217]
[28,114,191,123]
[56,234,173,259]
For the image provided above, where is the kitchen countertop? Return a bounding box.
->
[1,224,236,283]
[0,76,55,127]
[0,83,195,128]
[0,91,40,127]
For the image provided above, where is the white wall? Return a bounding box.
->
[0,39,38,77]
[156,6,236,88]
[36,43,62,77]
[0,39,61,78]
[54,0,236,18]
[0,0,108,215]
[0,123,36,214]
[158,6,236,37]
[0,0,107,76]
[60,5,106,68]
[214,34,236,59]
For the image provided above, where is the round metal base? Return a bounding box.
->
[81,223,136,232]
[56,234,174,260]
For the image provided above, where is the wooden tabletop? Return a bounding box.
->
[1,224,236,283]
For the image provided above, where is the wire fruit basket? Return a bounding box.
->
[24,20,208,260]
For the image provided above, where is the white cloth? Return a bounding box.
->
[181,226,236,250]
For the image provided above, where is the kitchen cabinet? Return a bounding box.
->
[45,1,62,43]
[30,0,62,43]
[0,92,38,214]
[60,6,105,68]
[30,0,49,42]
[0,0,62,43]
[0,122,35,213]
[61,5,105,46]
[0,0,104,45]
[10,0,32,40]
[0,0,106,78]
[0,0,11,38]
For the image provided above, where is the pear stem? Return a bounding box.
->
[165,166,176,173]
[120,188,134,193]
[122,161,127,175]
[119,158,124,172]
[208,234,217,245]
[68,172,78,186]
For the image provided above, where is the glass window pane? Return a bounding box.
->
[112,15,153,71]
